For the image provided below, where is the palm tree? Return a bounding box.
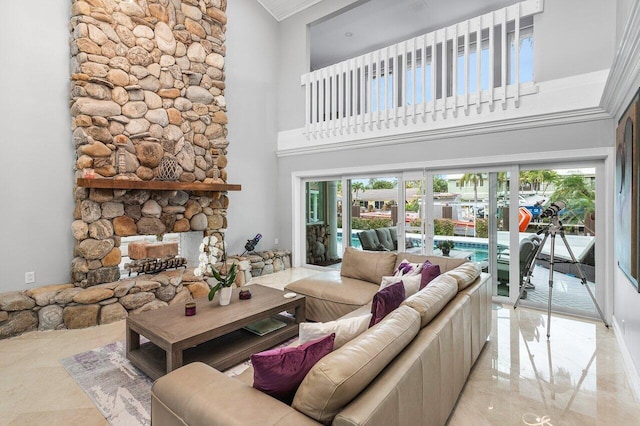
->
[549,175,594,225]
[458,173,486,236]
[351,181,366,205]
[520,170,559,195]
[538,170,559,196]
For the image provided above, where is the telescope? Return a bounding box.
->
[515,198,608,338]
[540,201,566,219]
[244,234,262,253]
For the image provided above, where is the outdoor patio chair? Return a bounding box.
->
[357,229,389,251]
[497,235,541,297]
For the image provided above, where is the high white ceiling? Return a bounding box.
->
[254,0,520,70]
[256,0,323,21]
[309,0,520,70]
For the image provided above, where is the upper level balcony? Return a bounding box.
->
[277,0,611,154]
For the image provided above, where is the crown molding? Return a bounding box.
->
[600,0,640,120]
[276,106,610,157]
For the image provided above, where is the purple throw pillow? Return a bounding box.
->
[420,261,441,289]
[369,281,405,327]
[251,333,335,404]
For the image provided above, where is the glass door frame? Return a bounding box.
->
[517,160,605,319]
[402,166,520,299]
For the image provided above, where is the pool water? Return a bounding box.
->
[459,246,489,262]
[337,232,490,262]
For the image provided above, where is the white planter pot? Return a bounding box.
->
[219,286,233,306]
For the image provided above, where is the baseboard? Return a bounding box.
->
[612,315,640,402]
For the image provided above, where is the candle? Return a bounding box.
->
[185,302,196,316]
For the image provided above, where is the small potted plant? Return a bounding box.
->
[208,263,237,305]
[437,240,455,257]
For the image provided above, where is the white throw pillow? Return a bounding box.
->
[380,274,422,298]
[298,314,372,349]
[393,259,423,277]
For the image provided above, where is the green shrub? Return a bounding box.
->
[434,218,454,236]
[350,217,392,230]
[475,218,488,238]
[409,217,421,227]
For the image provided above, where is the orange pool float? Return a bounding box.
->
[518,207,533,232]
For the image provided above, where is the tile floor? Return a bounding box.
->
[0,267,638,425]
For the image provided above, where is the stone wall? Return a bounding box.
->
[306,224,329,265]
[70,0,229,287]
[0,250,291,339]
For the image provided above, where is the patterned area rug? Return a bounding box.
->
[60,337,295,425]
[60,341,154,425]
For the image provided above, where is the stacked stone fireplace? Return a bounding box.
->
[70,0,230,287]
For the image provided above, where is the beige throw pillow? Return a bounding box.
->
[292,306,421,424]
[444,262,482,291]
[298,314,372,350]
[380,274,422,298]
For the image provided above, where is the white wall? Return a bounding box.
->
[224,0,280,255]
[277,0,362,132]
[0,0,74,292]
[611,0,640,396]
[535,0,616,82]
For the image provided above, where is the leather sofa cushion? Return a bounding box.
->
[285,271,381,322]
[396,252,468,273]
[444,262,482,291]
[151,362,319,426]
[285,271,379,306]
[401,274,458,328]
[340,247,397,284]
[292,305,421,424]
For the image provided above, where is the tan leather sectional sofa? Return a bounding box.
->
[151,248,492,425]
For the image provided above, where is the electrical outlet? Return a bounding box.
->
[25,272,35,284]
[275,238,279,245]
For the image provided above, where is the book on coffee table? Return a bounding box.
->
[243,317,287,336]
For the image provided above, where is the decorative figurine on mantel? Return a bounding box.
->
[114,134,128,175]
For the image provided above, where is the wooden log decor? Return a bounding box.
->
[125,256,188,276]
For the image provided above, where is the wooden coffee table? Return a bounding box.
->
[126,284,306,380]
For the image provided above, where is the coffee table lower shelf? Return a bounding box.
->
[128,320,299,380]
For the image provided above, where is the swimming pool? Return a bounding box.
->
[336,231,490,262]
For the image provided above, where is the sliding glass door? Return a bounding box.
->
[401,167,517,298]
[304,179,341,267]
[517,164,600,318]
[347,176,399,252]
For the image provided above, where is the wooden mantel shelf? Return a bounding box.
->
[77,178,241,192]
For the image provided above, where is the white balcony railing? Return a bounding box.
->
[301,0,544,139]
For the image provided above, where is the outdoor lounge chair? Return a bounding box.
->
[357,227,420,251]
[497,235,541,297]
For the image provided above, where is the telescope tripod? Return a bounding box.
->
[514,216,608,338]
